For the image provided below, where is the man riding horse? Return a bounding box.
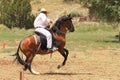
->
[34,8,58,53]
[12,10,75,74]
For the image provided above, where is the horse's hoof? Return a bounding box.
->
[31,68,40,75]
[32,72,40,75]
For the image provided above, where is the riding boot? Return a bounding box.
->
[47,47,58,53]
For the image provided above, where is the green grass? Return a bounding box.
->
[0,23,119,54]
[65,22,120,52]
[0,28,33,45]
[0,25,34,53]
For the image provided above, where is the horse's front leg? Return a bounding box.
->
[57,48,69,69]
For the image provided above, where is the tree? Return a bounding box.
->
[79,0,120,25]
[0,0,35,29]
[78,0,120,41]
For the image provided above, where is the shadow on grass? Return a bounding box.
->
[40,72,93,76]
[103,40,120,43]
[96,40,120,43]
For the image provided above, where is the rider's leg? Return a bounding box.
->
[35,28,52,49]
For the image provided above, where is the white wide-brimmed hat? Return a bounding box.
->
[40,8,47,13]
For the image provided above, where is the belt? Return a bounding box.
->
[35,26,43,29]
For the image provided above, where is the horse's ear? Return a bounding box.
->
[67,14,72,19]
[67,14,71,17]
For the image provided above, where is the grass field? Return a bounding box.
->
[66,22,120,52]
[1,23,120,80]
[0,22,119,54]
[1,0,120,80]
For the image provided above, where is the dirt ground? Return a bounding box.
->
[0,50,120,80]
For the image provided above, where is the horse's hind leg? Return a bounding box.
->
[23,51,39,75]
[28,57,40,75]
[23,57,30,71]
[22,52,34,71]
[57,48,69,69]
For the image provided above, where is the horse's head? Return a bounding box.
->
[52,14,75,34]
[63,14,75,32]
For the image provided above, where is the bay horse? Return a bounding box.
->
[13,14,75,74]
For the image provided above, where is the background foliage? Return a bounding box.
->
[79,0,120,25]
[1,0,119,29]
[0,0,35,29]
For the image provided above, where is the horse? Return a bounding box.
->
[12,14,75,75]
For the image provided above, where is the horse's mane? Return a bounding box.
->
[52,15,72,29]
[51,15,72,35]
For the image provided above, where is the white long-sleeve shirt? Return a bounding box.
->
[34,13,50,28]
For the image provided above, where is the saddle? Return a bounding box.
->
[34,30,59,50]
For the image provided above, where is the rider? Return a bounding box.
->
[34,8,58,52]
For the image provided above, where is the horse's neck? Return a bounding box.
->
[59,25,67,37]
[51,23,67,38]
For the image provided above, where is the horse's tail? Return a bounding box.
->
[12,41,25,65]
